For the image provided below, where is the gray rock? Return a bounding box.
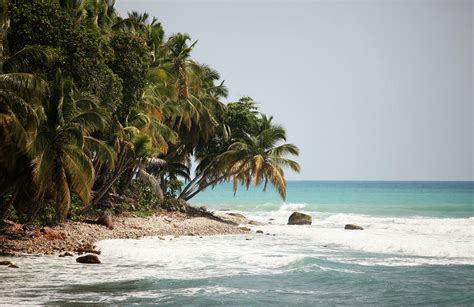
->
[256,230,264,234]
[344,224,364,230]
[288,212,312,225]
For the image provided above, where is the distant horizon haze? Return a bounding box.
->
[117,0,473,181]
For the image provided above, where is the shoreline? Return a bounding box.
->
[0,212,251,257]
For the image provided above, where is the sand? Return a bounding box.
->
[0,212,250,256]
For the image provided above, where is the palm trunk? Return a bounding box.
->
[88,144,135,209]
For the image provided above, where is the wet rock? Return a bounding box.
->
[8,264,19,268]
[59,251,74,257]
[288,212,312,225]
[248,220,265,226]
[245,238,252,240]
[158,236,165,240]
[0,260,14,266]
[269,218,275,221]
[97,211,114,229]
[256,230,264,234]
[344,224,364,230]
[76,254,101,264]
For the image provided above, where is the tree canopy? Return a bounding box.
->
[0,0,300,224]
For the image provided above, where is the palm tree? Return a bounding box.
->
[180,115,300,201]
[60,0,119,31]
[0,47,52,221]
[31,71,109,222]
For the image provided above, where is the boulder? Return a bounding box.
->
[288,212,312,225]
[248,220,265,226]
[97,211,114,229]
[76,254,101,264]
[344,224,364,230]
[256,230,264,234]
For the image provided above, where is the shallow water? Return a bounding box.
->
[1,181,473,305]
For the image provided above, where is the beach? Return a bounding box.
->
[0,212,248,256]
[0,181,473,305]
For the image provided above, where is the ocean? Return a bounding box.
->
[1,181,473,305]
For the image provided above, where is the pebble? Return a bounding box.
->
[3,215,247,255]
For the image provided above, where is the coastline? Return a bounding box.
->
[0,212,250,257]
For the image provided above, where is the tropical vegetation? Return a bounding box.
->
[0,0,300,224]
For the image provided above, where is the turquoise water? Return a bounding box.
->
[191,181,474,217]
[1,181,473,305]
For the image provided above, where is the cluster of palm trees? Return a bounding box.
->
[0,0,300,223]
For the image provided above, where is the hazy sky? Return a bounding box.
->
[116,0,473,181]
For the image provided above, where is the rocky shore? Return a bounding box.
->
[0,212,249,256]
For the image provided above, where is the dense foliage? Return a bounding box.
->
[0,0,300,224]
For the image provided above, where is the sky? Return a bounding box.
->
[116,0,473,181]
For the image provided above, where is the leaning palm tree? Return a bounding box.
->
[31,71,109,222]
[225,115,300,199]
[180,115,300,201]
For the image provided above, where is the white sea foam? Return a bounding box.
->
[92,211,474,275]
[1,212,472,304]
[279,203,308,211]
[215,209,474,263]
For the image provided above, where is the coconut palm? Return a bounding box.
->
[60,0,119,30]
[31,71,109,221]
[0,47,52,220]
[180,115,300,201]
